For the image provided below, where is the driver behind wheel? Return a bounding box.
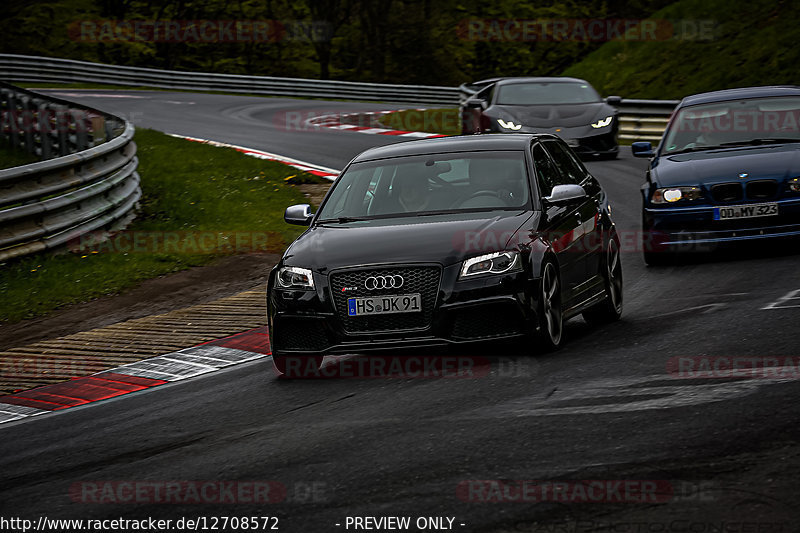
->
[461,158,512,207]
[394,165,433,212]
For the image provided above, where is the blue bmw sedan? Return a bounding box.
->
[633,86,800,264]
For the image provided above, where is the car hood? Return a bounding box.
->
[653,144,800,187]
[283,211,536,272]
[490,102,613,129]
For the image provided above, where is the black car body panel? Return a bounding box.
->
[268,134,619,358]
[461,77,619,159]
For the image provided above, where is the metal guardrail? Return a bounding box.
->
[0,82,140,261]
[0,55,678,140]
[0,54,460,107]
[616,98,677,142]
[458,81,678,142]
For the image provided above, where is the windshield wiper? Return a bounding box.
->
[720,138,800,147]
[666,145,728,155]
[316,216,371,223]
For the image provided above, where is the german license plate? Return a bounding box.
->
[348,293,422,316]
[713,203,778,220]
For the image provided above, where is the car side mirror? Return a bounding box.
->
[543,184,587,205]
[465,98,486,109]
[605,95,622,106]
[631,141,655,158]
[284,204,313,225]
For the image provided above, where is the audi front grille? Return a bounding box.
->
[329,265,442,333]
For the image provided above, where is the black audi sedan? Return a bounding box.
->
[268,134,623,375]
[460,77,620,159]
[633,86,800,264]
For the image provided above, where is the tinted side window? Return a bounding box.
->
[543,140,587,185]
[476,84,493,103]
[532,143,563,197]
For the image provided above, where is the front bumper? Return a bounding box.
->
[571,130,619,158]
[643,198,800,252]
[486,123,618,157]
[268,264,536,356]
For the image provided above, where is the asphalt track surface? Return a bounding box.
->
[1,91,799,532]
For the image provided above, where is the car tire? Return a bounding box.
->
[583,234,623,325]
[272,354,323,378]
[537,260,563,351]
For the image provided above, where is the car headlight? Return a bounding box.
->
[651,186,703,204]
[277,266,314,289]
[790,178,800,192]
[591,116,614,129]
[497,119,522,131]
[460,251,521,278]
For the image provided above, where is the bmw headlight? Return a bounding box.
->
[591,116,614,129]
[497,119,522,131]
[460,251,521,278]
[277,266,315,289]
[651,187,703,204]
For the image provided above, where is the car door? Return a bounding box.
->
[531,141,585,308]
[541,139,603,296]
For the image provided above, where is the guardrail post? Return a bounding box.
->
[55,106,69,156]
[37,101,52,159]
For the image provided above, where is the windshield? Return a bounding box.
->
[495,81,601,105]
[662,96,800,153]
[316,152,530,222]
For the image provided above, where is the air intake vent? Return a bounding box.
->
[746,180,778,200]
[711,183,743,203]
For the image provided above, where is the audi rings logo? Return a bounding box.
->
[365,275,404,290]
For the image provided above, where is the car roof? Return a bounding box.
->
[680,85,800,107]
[352,133,555,162]
[494,77,590,86]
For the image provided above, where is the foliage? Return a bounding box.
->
[565,0,800,99]
[1,0,670,86]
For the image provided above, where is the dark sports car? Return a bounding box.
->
[460,77,621,159]
[634,86,800,265]
[267,134,623,376]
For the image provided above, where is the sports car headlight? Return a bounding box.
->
[497,119,522,130]
[591,116,614,129]
[651,187,703,204]
[277,266,314,289]
[460,251,521,278]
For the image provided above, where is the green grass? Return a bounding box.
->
[0,128,312,323]
[0,140,38,169]
[564,0,800,99]
[379,108,461,136]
